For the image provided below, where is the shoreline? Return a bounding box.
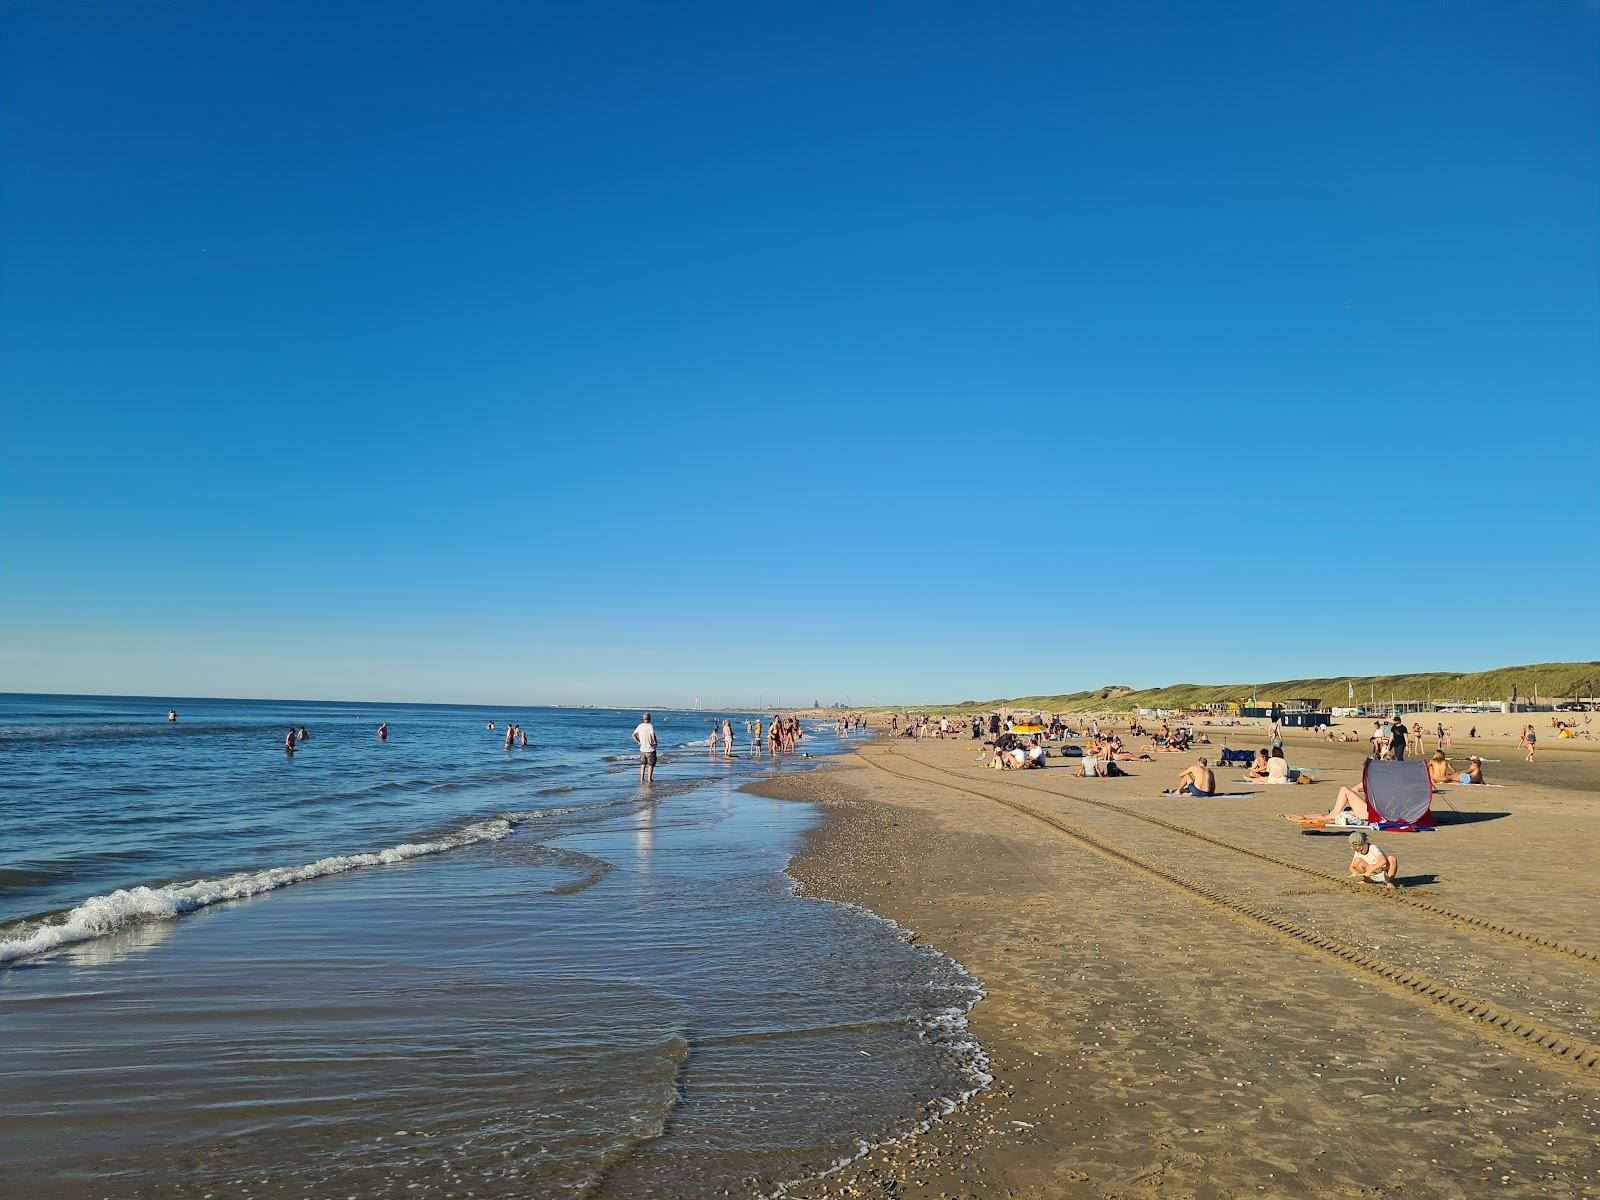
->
[762,759,994,1198]
[751,733,1600,1199]
[750,754,1038,1199]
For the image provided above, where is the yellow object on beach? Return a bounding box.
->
[1010,724,1046,735]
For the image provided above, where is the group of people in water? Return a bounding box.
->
[270,721,390,754]
[686,712,867,760]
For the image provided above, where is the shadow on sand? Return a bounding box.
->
[1432,809,1510,827]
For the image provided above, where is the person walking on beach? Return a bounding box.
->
[633,713,658,784]
[722,719,734,756]
[1521,724,1537,763]
[1388,719,1407,761]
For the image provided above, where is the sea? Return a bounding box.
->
[0,694,986,1199]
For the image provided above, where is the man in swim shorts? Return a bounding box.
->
[632,712,659,784]
[1173,757,1215,797]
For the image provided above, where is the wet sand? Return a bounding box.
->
[757,730,1600,1199]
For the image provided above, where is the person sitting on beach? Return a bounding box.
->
[1168,758,1215,798]
[993,745,1029,770]
[1077,755,1111,778]
[1026,737,1047,768]
[1245,748,1271,780]
[1457,755,1486,784]
[1264,746,1293,784]
[1348,831,1398,889]
[1428,750,1453,786]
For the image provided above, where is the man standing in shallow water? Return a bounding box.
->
[632,712,659,784]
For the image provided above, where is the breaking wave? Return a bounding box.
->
[0,812,538,966]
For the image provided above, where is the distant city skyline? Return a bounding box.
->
[3,2,1596,706]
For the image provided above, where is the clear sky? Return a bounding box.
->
[2,1,1596,707]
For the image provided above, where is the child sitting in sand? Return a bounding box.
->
[1348,831,1397,889]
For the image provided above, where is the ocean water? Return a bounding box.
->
[0,695,985,1198]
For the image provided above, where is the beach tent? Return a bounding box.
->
[1361,759,1434,830]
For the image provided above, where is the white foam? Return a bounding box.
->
[0,815,521,966]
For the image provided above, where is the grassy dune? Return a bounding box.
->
[919,662,1600,715]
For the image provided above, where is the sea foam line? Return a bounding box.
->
[0,814,527,966]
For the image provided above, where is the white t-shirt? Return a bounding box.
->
[1354,843,1386,870]
[633,723,658,753]
[1266,757,1291,783]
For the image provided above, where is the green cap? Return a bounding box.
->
[1348,831,1369,846]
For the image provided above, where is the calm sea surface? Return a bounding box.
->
[0,695,984,1198]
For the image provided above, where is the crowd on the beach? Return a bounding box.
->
[868,699,1600,894]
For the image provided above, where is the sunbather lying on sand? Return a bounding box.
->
[1288,784,1369,826]
[1327,784,1369,822]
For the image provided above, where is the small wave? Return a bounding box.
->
[542,846,617,897]
[536,783,576,797]
[0,866,61,890]
[0,816,523,966]
[580,1034,689,1196]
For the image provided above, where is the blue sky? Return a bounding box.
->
[2,1,1596,706]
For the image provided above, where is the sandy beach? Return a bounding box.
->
[759,726,1600,1199]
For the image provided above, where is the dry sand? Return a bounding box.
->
[755,726,1600,1199]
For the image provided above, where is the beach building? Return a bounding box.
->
[1239,698,1331,728]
